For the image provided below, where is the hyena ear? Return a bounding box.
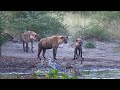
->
[76,39,78,42]
[35,34,39,37]
[35,34,37,37]
[61,36,64,39]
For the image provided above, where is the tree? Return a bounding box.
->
[0,16,5,55]
[7,11,68,39]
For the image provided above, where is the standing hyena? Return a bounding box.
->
[37,35,68,60]
[22,31,39,53]
[73,36,84,60]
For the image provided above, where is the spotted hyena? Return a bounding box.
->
[22,31,40,53]
[73,36,84,60]
[37,35,68,60]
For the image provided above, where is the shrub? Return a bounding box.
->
[84,40,96,48]
[10,12,68,39]
[75,24,110,41]
[87,25,110,41]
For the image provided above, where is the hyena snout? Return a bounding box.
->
[63,36,68,44]
[35,34,41,41]
[64,41,67,44]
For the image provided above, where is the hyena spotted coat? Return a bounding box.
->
[22,31,39,53]
[73,36,84,60]
[37,35,68,60]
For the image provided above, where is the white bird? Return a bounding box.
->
[48,57,56,69]
[48,57,66,72]
[68,62,84,76]
[72,62,84,71]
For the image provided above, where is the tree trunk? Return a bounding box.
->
[0,45,1,55]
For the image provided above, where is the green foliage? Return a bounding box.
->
[2,11,120,42]
[62,73,69,79]
[0,33,13,47]
[9,11,67,38]
[0,35,4,46]
[65,11,120,42]
[76,24,110,41]
[0,16,5,46]
[91,11,120,22]
[35,69,78,79]
[36,70,41,76]
[84,40,96,48]
[53,69,58,75]
[86,26,109,41]
[0,11,68,41]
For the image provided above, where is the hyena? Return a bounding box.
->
[37,35,68,60]
[22,31,40,53]
[73,36,84,60]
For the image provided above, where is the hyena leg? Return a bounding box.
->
[23,41,25,52]
[38,48,42,60]
[78,46,81,56]
[42,49,46,59]
[53,48,57,60]
[26,42,29,52]
[80,47,84,60]
[73,48,77,60]
[31,39,33,53]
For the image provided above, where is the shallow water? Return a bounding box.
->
[1,68,120,79]
[80,68,120,79]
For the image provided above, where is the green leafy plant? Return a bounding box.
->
[35,69,78,79]
[36,70,41,76]
[82,24,110,41]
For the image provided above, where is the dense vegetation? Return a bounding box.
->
[1,11,120,54]
[64,11,120,42]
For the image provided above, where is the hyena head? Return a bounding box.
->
[76,37,83,45]
[30,32,40,41]
[35,34,41,41]
[60,36,68,44]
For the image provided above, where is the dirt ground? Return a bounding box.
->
[1,40,120,74]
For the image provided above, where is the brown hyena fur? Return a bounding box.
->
[22,31,40,53]
[73,36,84,60]
[37,35,68,60]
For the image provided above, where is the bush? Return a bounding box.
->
[75,24,110,41]
[84,40,96,48]
[10,12,68,39]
